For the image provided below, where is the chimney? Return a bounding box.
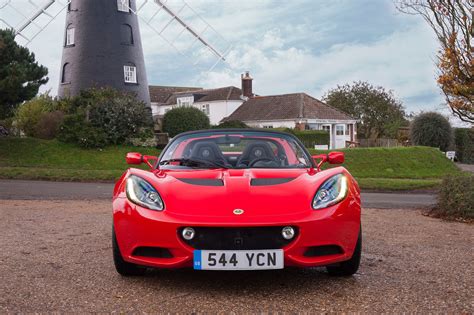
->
[241,71,253,98]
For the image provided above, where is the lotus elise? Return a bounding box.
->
[112,129,361,276]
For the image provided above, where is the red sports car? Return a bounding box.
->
[113,129,361,276]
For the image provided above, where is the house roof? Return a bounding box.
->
[165,86,242,105]
[149,85,203,104]
[225,93,355,122]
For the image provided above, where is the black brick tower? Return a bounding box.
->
[58,0,150,105]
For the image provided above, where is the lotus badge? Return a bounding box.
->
[233,209,244,215]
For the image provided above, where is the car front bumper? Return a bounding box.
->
[113,197,361,269]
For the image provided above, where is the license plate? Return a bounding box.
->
[193,249,284,270]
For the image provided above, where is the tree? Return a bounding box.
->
[410,111,453,151]
[163,106,210,137]
[0,29,48,119]
[323,81,407,139]
[395,0,473,123]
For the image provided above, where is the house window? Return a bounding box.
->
[336,125,344,136]
[65,25,75,46]
[120,24,133,45]
[321,125,330,132]
[201,104,210,115]
[124,65,137,83]
[177,96,193,107]
[61,63,70,83]
[345,124,351,136]
[117,0,130,12]
[263,125,273,129]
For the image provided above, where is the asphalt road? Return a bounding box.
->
[0,179,436,209]
[1,200,472,313]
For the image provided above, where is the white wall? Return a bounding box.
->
[152,100,244,125]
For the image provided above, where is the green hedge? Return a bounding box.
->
[291,130,330,147]
[454,128,474,164]
[434,174,474,220]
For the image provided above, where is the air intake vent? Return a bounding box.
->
[132,247,173,258]
[176,178,224,186]
[250,178,296,186]
[304,245,343,257]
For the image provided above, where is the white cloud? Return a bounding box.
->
[198,19,443,116]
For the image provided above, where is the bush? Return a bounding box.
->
[57,88,153,148]
[291,130,330,148]
[163,106,210,137]
[410,112,453,151]
[86,89,153,144]
[58,113,107,149]
[454,128,474,164]
[126,128,158,147]
[15,93,65,137]
[214,120,249,129]
[432,174,474,221]
[34,111,65,139]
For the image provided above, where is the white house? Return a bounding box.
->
[149,72,255,127]
[149,85,245,125]
[224,93,357,149]
[149,72,357,149]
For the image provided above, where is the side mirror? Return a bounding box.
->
[126,152,143,165]
[328,151,344,164]
[126,152,157,169]
[312,151,345,170]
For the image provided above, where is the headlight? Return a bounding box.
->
[312,174,348,210]
[126,175,164,211]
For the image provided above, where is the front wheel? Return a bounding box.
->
[112,226,146,276]
[326,227,361,277]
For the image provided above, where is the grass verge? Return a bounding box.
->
[0,137,462,190]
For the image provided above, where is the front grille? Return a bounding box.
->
[179,226,298,250]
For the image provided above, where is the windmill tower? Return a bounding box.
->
[58,0,150,104]
[1,0,231,106]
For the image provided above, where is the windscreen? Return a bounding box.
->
[159,131,312,169]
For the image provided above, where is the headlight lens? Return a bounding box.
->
[126,175,164,211]
[312,174,348,210]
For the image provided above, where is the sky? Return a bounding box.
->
[0,0,467,126]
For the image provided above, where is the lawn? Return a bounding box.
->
[0,137,159,181]
[308,146,462,190]
[0,137,462,190]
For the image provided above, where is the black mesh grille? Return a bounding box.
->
[179,226,297,250]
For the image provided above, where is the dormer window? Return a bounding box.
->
[177,96,194,107]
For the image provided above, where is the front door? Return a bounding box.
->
[335,124,347,149]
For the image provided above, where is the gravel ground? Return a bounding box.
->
[0,200,472,313]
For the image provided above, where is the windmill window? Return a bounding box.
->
[124,65,137,83]
[65,25,75,46]
[62,63,71,84]
[117,0,130,12]
[120,24,134,45]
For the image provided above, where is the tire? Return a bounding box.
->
[326,227,361,277]
[112,226,146,276]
